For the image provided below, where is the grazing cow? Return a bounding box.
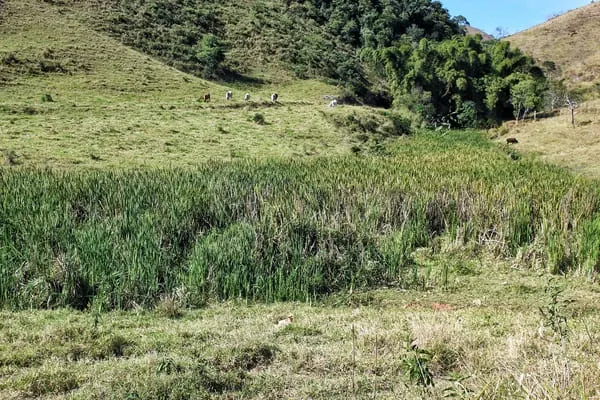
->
[203,93,211,102]
[506,137,519,144]
[271,93,278,102]
[225,91,232,101]
[328,99,338,108]
[244,93,250,102]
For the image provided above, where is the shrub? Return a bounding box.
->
[156,294,183,318]
[41,93,54,102]
[3,149,20,166]
[196,34,225,79]
[1,52,19,65]
[457,101,478,128]
[252,112,265,125]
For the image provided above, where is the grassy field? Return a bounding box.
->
[2,257,600,399]
[0,0,372,168]
[2,0,600,399]
[2,133,599,310]
[493,100,600,179]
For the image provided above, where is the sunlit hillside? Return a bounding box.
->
[508,2,600,96]
[0,0,372,168]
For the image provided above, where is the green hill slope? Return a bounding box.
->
[1,0,401,168]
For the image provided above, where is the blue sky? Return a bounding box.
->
[441,0,593,36]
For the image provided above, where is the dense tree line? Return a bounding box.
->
[365,36,546,126]
[103,0,224,77]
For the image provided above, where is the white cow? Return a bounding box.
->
[244,93,250,102]
[271,93,278,102]
[225,91,232,101]
[328,99,338,107]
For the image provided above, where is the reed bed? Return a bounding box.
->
[1,132,598,309]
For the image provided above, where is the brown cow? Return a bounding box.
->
[506,137,519,144]
[203,93,211,102]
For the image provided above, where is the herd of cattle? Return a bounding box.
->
[202,91,338,107]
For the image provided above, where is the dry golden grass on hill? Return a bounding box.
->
[493,99,600,178]
[464,26,494,41]
[508,2,600,94]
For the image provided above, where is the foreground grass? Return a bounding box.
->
[1,255,600,399]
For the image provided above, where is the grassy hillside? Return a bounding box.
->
[464,26,494,41]
[493,99,600,179]
[1,0,403,168]
[508,2,600,96]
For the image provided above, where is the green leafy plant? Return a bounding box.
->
[252,112,265,125]
[197,34,225,79]
[403,340,434,387]
[539,279,569,341]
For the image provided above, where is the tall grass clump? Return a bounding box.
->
[0,131,598,309]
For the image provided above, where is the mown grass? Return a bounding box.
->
[1,131,599,310]
[1,257,600,399]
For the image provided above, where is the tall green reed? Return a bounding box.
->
[0,132,598,309]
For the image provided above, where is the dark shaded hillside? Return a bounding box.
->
[76,0,463,99]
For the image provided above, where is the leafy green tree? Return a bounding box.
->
[509,74,544,121]
[452,15,470,27]
[196,34,225,79]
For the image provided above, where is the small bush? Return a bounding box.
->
[383,113,412,135]
[3,149,20,166]
[41,93,54,102]
[156,357,183,375]
[42,48,55,59]
[38,60,65,73]
[156,294,183,318]
[403,341,434,387]
[231,343,278,370]
[252,112,265,125]
[457,101,478,128]
[105,335,132,358]
[1,52,19,65]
